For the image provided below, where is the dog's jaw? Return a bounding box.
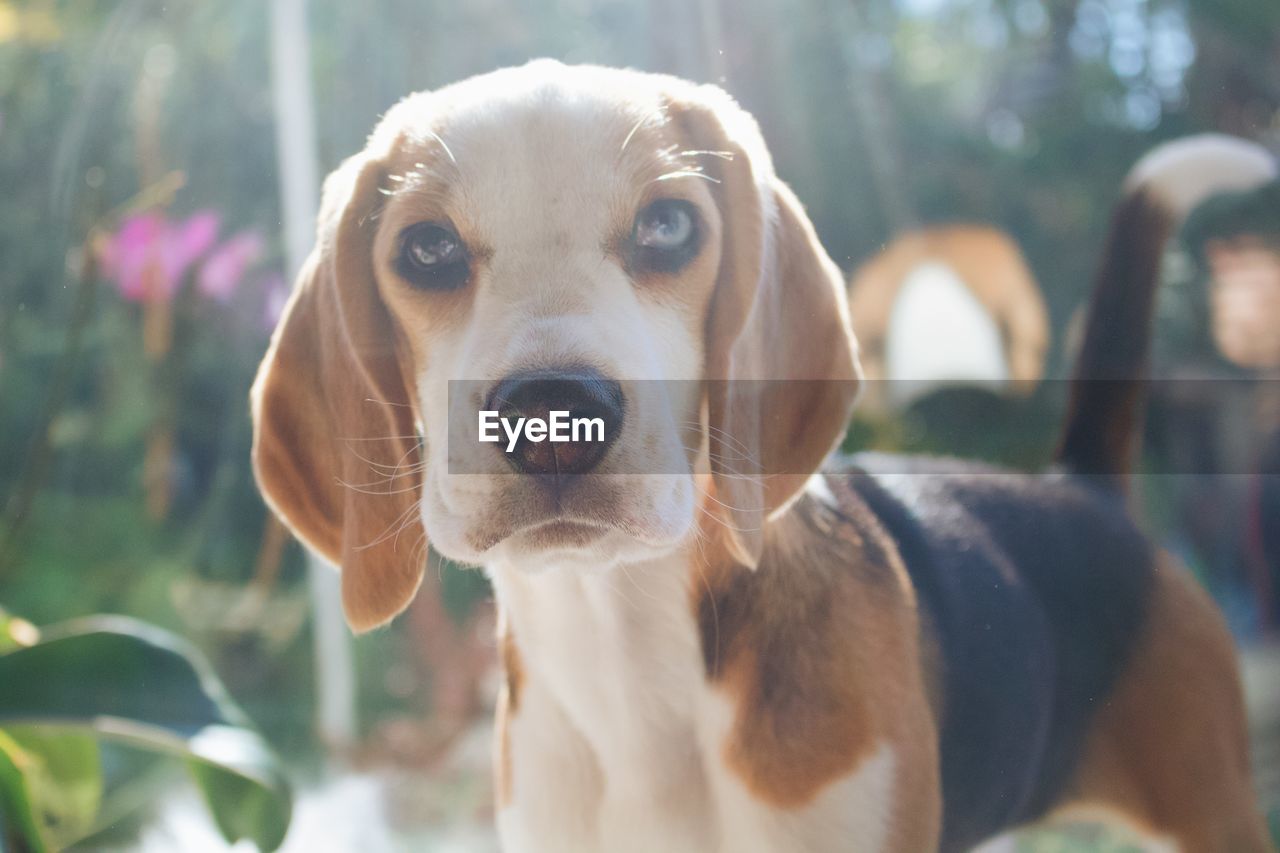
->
[419,464,699,569]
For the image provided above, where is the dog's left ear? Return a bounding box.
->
[251,129,426,633]
[671,86,861,567]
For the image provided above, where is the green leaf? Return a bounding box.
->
[0,616,291,851]
[0,607,39,656]
[189,754,291,852]
[0,729,49,853]
[3,729,100,849]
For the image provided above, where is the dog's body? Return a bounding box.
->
[488,481,924,853]
[491,459,1261,853]
[251,63,1274,851]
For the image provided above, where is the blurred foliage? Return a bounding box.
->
[0,611,291,851]
[0,0,1277,844]
[1013,821,1148,852]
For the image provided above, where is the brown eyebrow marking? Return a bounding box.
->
[377,122,462,201]
[373,159,461,228]
[380,158,454,196]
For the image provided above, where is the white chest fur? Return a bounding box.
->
[486,547,899,853]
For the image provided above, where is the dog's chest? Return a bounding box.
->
[490,559,718,852]
[486,551,901,853]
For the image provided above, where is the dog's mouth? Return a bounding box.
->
[510,517,610,550]
[439,470,694,564]
[463,500,619,554]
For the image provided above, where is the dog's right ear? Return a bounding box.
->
[668,85,861,569]
[251,144,426,633]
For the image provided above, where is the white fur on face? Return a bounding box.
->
[371,63,722,569]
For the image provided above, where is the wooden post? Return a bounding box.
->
[269,0,358,751]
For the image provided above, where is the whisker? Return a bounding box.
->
[336,478,422,496]
[678,420,759,463]
[675,438,765,481]
[385,436,427,473]
[391,499,422,552]
[695,490,764,527]
[414,531,431,573]
[690,540,721,674]
[353,499,423,552]
[364,397,416,409]
[341,440,425,480]
[426,130,457,166]
[603,565,644,612]
[675,149,734,161]
[620,563,665,607]
[348,459,425,479]
[428,546,439,581]
[652,170,720,185]
[619,109,663,156]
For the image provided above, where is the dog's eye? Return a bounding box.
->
[631,199,699,273]
[635,200,694,249]
[397,222,469,290]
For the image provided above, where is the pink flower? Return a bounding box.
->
[260,272,290,331]
[197,230,265,301]
[170,211,220,277]
[100,214,164,300]
[100,210,220,302]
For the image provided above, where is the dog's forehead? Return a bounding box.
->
[458,103,649,219]
[385,68,686,231]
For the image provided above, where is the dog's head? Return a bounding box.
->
[251,61,860,631]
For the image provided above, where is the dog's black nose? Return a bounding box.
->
[485,369,624,476]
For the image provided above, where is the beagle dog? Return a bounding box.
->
[251,63,1274,852]
[848,225,1050,412]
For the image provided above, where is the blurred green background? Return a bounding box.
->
[0,0,1278,849]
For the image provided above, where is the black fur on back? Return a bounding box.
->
[833,454,1155,851]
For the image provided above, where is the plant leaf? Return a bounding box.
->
[0,729,49,853]
[0,607,39,656]
[0,616,291,851]
[3,728,100,849]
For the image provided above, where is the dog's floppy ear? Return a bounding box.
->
[672,87,861,567]
[251,141,425,633]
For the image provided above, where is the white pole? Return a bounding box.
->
[269,0,358,750]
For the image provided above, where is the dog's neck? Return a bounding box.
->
[486,538,712,788]
[486,532,721,829]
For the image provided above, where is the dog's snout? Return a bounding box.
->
[486,368,624,476]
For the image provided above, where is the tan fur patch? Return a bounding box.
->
[499,609,524,713]
[694,482,935,810]
[494,682,514,810]
[1062,553,1272,851]
[494,607,522,810]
